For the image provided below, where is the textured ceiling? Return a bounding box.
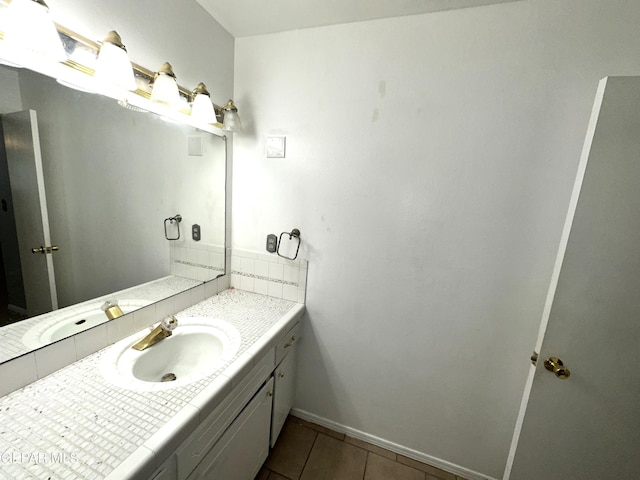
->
[196,0,522,37]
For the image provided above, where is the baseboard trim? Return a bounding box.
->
[290,408,497,480]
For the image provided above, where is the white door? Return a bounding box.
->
[2,110,57,316]
[506,77,640,479]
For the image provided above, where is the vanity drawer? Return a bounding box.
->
[275,322,300,366]
[175,349,274,480]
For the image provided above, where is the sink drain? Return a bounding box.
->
[161,373,177,382]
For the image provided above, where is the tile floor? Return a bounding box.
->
[256,416,468,480]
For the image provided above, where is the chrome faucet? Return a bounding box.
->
[132,316,178,351]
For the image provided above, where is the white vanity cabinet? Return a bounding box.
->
[188,378,273,480]
[270,323,299,447]
[147,321,301,480]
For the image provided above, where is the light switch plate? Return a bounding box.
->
[266,136,286,158]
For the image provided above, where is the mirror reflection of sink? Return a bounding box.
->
[22,299,150,349]
[100,317,241,391]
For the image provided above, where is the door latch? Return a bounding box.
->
[530,351,539,366]
[31,245,59,254]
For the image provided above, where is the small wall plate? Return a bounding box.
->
[266,136,286,158]
[266,234,277,253]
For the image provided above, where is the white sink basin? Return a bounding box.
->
[100,317,241,391]
[22,299,150,348]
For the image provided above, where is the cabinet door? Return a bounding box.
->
[188,378,274,480]
[271,347,296,447]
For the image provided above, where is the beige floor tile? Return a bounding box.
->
[365,453,425,480]
[397,455,456,480]
[300,433,368,480]
[265,421,318,480]
[269,473,293,480]
[289,415,346,441]
[254,468,270,480]
[344,436,396,461]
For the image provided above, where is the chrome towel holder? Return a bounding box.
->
[164,214,182,240]
[277,228,301,260]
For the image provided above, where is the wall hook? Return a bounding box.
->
[277,228,301,260]
[164,214,182,240]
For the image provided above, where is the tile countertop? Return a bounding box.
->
[0,289,304,480]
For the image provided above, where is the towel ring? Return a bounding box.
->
[277,228,301,260]
[164,214,182,240]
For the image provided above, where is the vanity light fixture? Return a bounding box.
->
[222,99,243,132]
[93,30,137,92]
[190,82,218,124]
[150,61,180,107]
[0,0,66,68]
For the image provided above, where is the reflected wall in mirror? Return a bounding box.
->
[0,64,226,363]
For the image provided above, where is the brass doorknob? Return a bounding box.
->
[544,356,571,379]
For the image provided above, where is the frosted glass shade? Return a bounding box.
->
[222,109,242,132]
[0,0,66,67]
[150,71,180,108]
[191,93,217,124]
[94,41,137,92]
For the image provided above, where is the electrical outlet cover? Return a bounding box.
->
[266,234,277,252]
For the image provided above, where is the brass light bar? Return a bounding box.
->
[0,11,224,126]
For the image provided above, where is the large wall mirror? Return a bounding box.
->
[0,64,227,364]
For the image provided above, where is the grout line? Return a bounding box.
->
[297,428,320,480]
[363,451,370,480]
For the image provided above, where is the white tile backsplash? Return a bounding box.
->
[170,240,225,282]
[74,323,108,359]
[268,281,284,298]
[34,337,76,378]
[268,262,284,281]
[241,275,255,292]
[283,284,298,302]
[230,248,308,302]
[255,260,269,277]
[254,278,268,295]
[0,354,37,397]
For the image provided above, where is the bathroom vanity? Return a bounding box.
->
[148,320,300,480]
[0,289,304,480]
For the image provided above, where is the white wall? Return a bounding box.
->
[0,67,21,113]
[233,1,640,477]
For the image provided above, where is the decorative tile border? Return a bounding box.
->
[230,271,298,287]
[176,260,225,272]
[229,248,308,303]
[170,241,225,282]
